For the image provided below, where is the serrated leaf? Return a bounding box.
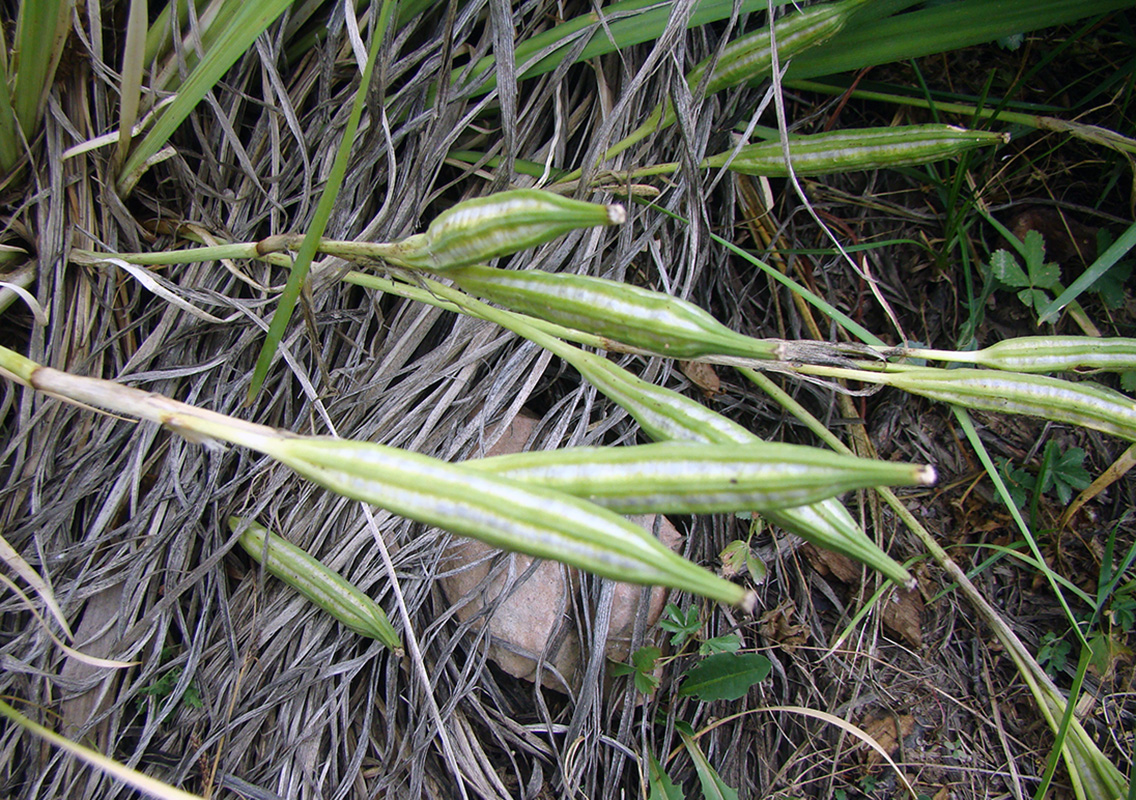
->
[1048,445,1091,505]
[678,653,770,701]
[610,661,635,677]
[660,605,701,647]
[719,540,748,578]
[991,249,1029,287]
[648,751,685,800]
[635,669,661,694]
[1023,229,1048,274]
[632,645,662,672]
[1016,287,1050,311]
[746,552,767,585]
[700,635,742,656]
[678,727,739,800]
[1027,259,1061,290]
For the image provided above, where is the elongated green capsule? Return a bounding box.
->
[690,0,869,97]
[883,368,1136,443]
[570,346,761,444]
[601,0,868,165]
[702,125,1008,177]
[449,265,778,360]
[250,437,753,610]
[970,336,1136,374]
[342,272,914,586]
[568,358,913,585]
[231,517,404,652]
[384,189,625,271]
[761,502,909,584]
[498,322,914,585]
[467,441,935,514]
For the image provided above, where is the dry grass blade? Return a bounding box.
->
[2,0,1133,797]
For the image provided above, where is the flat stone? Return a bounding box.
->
[439,413,678,690]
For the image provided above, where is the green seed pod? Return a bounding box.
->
[385,189,626,271]
[883,368,1136,443]
[523,336,914,586]
[702,125,1008,177]
[689,0,869,97]
[345,271,914,587]
[762,502,913,584]
[602,0,868,164]
[571,347,760,444]
[468,440,935,514]
[231,517,404,652]
[971,336,1136,374]
[253,438,753,610]
[449,265,778,360]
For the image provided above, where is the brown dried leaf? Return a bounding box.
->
[800,542,861,584]
[882,587,924,648]
[860,713,915,769]
[679,360,721,396]
[759,599,809,650]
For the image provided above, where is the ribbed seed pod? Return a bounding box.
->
[970,336,1136,374]
[702,125,1007,177]
[609,0,867,161]
[385,189,626,271]
[883,368,1136,443]
[370,272,914,587]
[468,441,935,514]
[252,437,753,609]
[526,334,914,586]
[690,0,868,96]
[231,517,404,652]
[450,265,778,360]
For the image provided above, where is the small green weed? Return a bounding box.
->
[987,226,1134,325]
[996,441,1090,512]
[135,647,203,715]
[1037,631,1072,678]
[614,604,771,799]
[990,229,1061,315]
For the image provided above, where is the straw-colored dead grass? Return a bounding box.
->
[1,2,1133,799]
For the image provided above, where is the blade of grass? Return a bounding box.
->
[0,698,205,800]
[457,0,797,97]
[117,0,292,193]
[783,0,1135,81]
[1038,219,1136,324]
[247,1,393,402]
[114,0,148,170]
[1,0,72,174]
[951,408,1090,651]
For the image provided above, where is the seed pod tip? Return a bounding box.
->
[607,204,627,225]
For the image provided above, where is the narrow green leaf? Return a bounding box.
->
[785,0,1136,81]
[118,0,292,193]
[1039,219,1136,323]
[678,652,771,701]
[677,727,740,800]
[248,1,395,401]
[648,751,685,800]
[3,0,71,173]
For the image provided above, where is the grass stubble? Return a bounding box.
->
[0,1,1133,799]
